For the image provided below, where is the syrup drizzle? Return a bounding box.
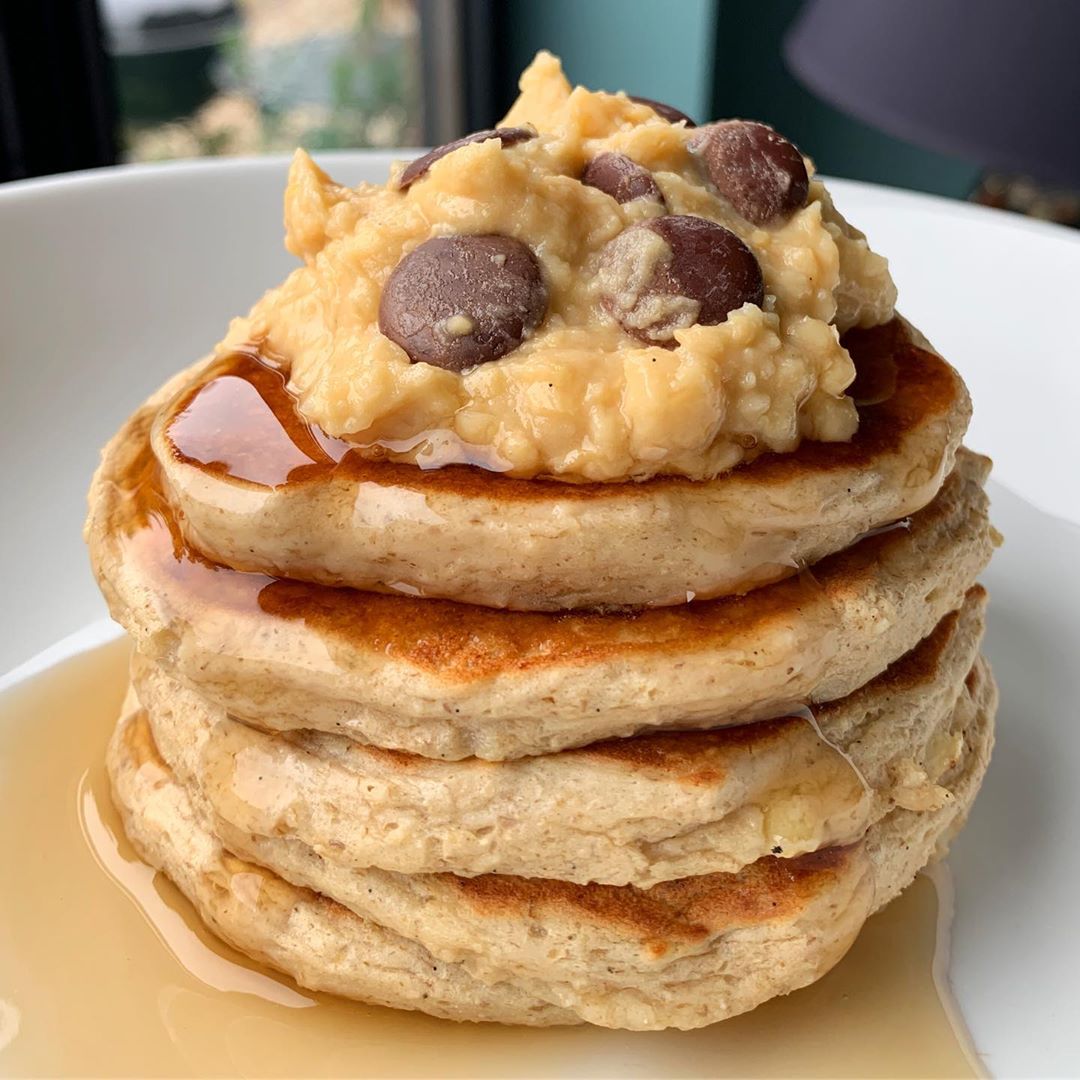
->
[168,351,352,487]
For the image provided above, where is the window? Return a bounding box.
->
[100,0,423,162]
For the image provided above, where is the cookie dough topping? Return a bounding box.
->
[220,50,898,482]
[398,126,536,189]
[628,95,697,126]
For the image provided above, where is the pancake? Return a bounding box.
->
[137,586,986,886]
[108,657,994,1030]
[109,705,866,1031]
[220,663,992,1031]
[154,317,970,611]
[87,418,995,758]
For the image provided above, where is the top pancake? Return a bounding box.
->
[153,317,970,611]
[86,396,994,758]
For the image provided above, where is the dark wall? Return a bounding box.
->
[0,0,116,181]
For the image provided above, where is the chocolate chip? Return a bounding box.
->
[378,235,547,371]
[628,95,696,127]
[581,152,664,206]
[597,215,764,345]
[398,127,535,189]
[689,120,809,226]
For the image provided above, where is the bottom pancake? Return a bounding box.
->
[107,660,995,1030]
[107,702,575,1027]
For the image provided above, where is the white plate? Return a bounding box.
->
[1,154,1078,1078]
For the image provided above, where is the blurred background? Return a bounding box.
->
[1,0,1077,223]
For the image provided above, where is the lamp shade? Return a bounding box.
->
[784,0,1080,185]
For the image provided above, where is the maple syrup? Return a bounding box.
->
[0,638,983,1077]
[167,351,352,487]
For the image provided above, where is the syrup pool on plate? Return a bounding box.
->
[0,637,983,1078]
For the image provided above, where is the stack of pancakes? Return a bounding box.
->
[87,315,997,1030]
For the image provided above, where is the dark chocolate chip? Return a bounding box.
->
[598,215,764,345]
[398,127,535,189]
[628,94,696,127]
[581,152,665,206]
[378,235,547,372]
[689,120,809,226]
